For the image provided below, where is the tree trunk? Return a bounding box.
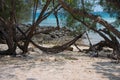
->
[58,0,120,39]
[22,0,52,54]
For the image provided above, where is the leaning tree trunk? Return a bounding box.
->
[22,0,53,54]
[0,0,17,55]
[58,0,120,39]
[16,23,85,54]
[58,0,120,59]
[0,22,17,55]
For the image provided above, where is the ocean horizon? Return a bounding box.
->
[32,11,117,27]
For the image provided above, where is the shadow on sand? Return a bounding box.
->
[93,61,120,80]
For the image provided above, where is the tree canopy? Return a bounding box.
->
[0,0,120,59]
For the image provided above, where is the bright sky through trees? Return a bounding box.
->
[94,5,103,12]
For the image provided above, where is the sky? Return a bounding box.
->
[93,0,103,12]
[94,5,103,12]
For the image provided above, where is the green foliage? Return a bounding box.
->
[99,0,120,28]
[66,13,86,35]
[65,0,79,8]
[0,0,32,23]
[16,0,31,22]
[64,0,94,35]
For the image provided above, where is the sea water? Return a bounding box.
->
[29,11,119,45]
[28,11,65,27]
[34,11,117,27]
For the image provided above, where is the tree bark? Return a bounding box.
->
[58,0,120,39]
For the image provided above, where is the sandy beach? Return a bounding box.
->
[0,0,120,80]
[0,44,120,80]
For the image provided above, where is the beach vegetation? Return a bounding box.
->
[0,0,120,61]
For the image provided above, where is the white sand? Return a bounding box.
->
[0,44,120,80]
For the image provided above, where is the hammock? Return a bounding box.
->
[31,31,85,54]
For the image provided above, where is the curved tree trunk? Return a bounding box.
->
[58,0,120,60]
[58,0,120,39]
